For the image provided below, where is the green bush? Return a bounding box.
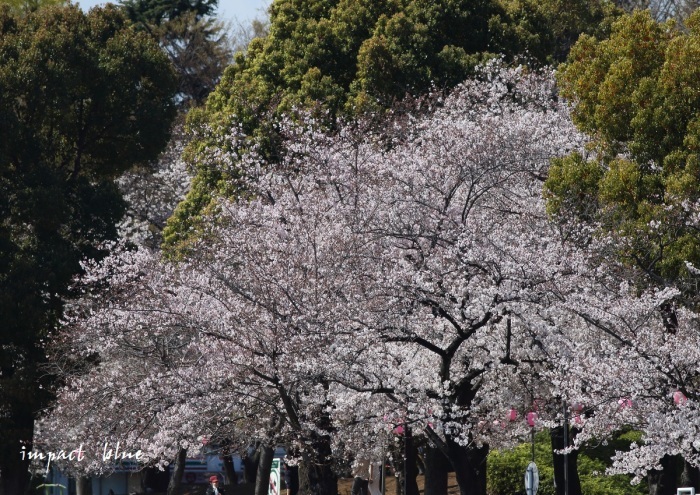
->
[487,431,647,495]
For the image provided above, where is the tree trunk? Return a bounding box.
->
[144,465,170,492]
[390,436,403,495]
[403,426,419,495]
[648,455,678,495]
[243,443,261,484]
[298,434,338,495]
[254,445,274,495]
[680,459,700,489]
[445,438,488,495]
[167,447,187,495]
[75,477,91,495]
[551,426,582,495]
[423,445,449,495]
[223,453,238,485]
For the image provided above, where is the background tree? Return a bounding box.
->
[120,0,233,107]
[159,12,232,106]
[547,9,700,295]
[120,0,216,26]
[0,4,176,493]
[612,0,700,21]
[0,0,65,14]
[164,0,619,250]
[487,431,646,495]
[228,15,269,55]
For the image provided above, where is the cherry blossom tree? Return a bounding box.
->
[37,61,641,495]
[117,121,193,248]
[529,219,700,494]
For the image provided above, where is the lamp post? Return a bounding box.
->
[525,411,539,495]
[563,403,569,495]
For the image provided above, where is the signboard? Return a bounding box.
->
[269,458,281,495]
[677,489,695,495]
[524,462,539,495]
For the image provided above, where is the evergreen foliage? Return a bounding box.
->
[0,4,176,491]
[164,0,619,251]
[547,9,700,288]
[120,0,216,25]
[0,0,65,14]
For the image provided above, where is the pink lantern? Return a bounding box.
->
[673,390,688,405]
[393,425,405,435]
[574,415,583,425]
[571,402,584,414]
[618,398,633,409]
[526,411,538,427]
[507,409,518,422]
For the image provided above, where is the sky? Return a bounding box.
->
[75,0,271,23]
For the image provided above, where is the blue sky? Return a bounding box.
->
[75,0,270,23]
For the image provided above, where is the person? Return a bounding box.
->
[368,461,382,495]
[283,462,299,495]
[351,458,372,495]
[206,475,225,495]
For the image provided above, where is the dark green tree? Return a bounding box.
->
[120,0,216,25]
[120,0,232,107]
[0,4,176,493]
[164,0,619,251]
[0,0,65,14]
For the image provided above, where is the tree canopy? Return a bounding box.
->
[39,64,587,495]
[0,0,65,14]
[0,4,176,492]
[120,0,216,25]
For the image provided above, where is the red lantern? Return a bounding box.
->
[526,411,538,427]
